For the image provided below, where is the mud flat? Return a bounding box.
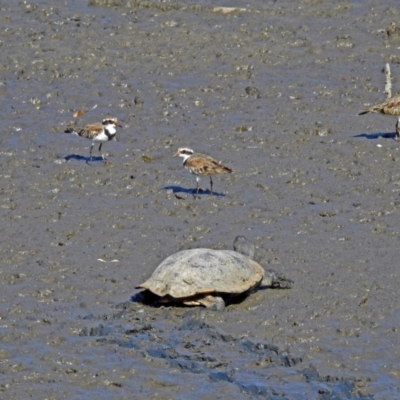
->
[0,0,399,398]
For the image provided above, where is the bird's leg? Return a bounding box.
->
[396,117,400,141]
[98,143,106,162]
[195,176,200,199]
[209,176,213,196]
[89,143,94,164]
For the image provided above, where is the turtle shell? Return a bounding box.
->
[137,248,264,299]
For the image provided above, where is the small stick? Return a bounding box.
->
[385,63,392,99]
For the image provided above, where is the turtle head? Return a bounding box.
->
[261,269,294,289]
[233,235,255,259]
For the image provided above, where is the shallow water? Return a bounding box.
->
[1,0,400,398]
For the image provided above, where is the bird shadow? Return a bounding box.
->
[353,131,396,140]
[64,154,104,164]
[163,185,226,198]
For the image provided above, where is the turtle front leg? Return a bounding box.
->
[198,295,225,311]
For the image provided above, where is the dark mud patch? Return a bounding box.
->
[77,303,371,399]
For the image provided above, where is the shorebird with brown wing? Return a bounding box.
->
[359,95,400,140]
[173,148,233,199]
[64,117,122,163]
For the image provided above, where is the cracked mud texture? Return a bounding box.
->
[0,0,400,399]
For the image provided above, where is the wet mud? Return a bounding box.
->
[1,0,400,399]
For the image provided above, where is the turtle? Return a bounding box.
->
[136,236,292,310]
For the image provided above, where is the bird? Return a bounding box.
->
[359,94,400,116]
[359,95,400,140]
[386,22,400,39]
[173,147,233,199]
[64,117,122,163]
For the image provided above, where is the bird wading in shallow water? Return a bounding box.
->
[64,117,122,163]
[173,147,233,199]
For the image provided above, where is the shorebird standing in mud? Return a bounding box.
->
[359,95,400,140]
[173,147,233,199]
[64,117,122,163]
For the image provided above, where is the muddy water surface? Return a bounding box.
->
[1,1,400,399]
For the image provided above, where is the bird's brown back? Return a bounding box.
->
[359,94,400,115]
[75,123,104,139]
[185,153,233,176]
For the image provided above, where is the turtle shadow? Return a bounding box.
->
[130,290,197,308]
[353,131,396,140]
[130,290,163,306]
[130,289,254,309]
[64,154,103,164]
[163,185,226,198]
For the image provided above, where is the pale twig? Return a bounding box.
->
[384,63,392,99]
